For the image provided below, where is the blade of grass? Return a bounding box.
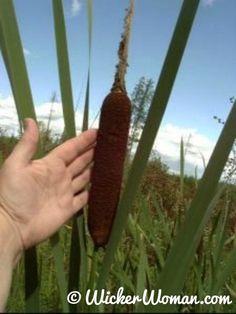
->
[81,0,92,132]
[68,219,80,313]
[96,0,200,291]
[82,73,90,131]
[151,103,236,312]
[138,200,165,270]
[135,234,147,313]
[68,2,93,312]
[0,1,41,311]
[52,0,76,138]
[78,0,93,298]
[87,249,98,291]
[24,249,39,312]
[52,1,78,312]
[111,267,135,294]
[152,194,172,244]
[0,0,37,122]
[50,234,70,313]
[211,243,236,295]
[180,137,184,198]
[0,21,23,131]
[212,200,229,281]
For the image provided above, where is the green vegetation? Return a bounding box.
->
[1,114,236,313]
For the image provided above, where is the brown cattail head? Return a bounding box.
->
[88,91,131,247]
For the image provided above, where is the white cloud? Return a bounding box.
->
[0,95,85,136]
[202,0,217,7]
[153,123,216,176]
[0,95,217,177]
[35,101,85,135]
[71,0,81,17]
[0,95,19,134]
[23,47,31,56]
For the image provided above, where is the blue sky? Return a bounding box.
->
[0,0,235,175]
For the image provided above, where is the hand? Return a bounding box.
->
[0,118,97,258]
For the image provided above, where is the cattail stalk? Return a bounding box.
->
[88,0,134,247]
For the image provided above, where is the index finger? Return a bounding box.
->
[49,129,97,165]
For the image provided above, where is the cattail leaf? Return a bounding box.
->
[111,267,135,293]
[152,195,172,244]
[52,1,78,311]
[87,0,93,61]
[0,0,42,311]
[50,234,70,313]
[211,200,229,284]
[137,199,165,270]
[82,0,93,132]
[0,0,36,122]
[87,249,98,291]
[180,137,184,198]
[135,234,147,313]
[68,2,93,312]
[82,73,90,131]
[52,0,76,139]
[24,249,39,312]
[211,244,236,295]
[0,20,22,131]
[96,0,200,290]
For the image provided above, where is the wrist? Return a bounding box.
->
[0,209,23,267]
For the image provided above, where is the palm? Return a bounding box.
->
[8,157,73,247]
[0,119,97,249]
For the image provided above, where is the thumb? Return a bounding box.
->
[11,118,39,166]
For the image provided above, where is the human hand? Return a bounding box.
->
[0,118,97,259]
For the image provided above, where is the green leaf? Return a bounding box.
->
[82,0,93,132]
[52,1,80,312]
[180,137,184,198]
[211,237,236,294]
[68,2,93,312]
[0,1,42,311]
[82,73,90,131]
[0,0,36,122]
[50,233,70,313]
[0,20,22,131]
[52,0,76,139]
[24,249,39,312]
[211,199,229,287]
[87,0,93,61]
[135,234,147,313]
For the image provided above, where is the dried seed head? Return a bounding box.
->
[111,0,134,93]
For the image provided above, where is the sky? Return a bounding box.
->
[0,0,235,176]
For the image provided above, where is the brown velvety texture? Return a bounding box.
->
[88,92,131,247]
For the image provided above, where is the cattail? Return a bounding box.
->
[88,91,131,246]
[88,0,134,247]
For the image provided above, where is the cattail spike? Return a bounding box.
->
[88,92,131,247]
